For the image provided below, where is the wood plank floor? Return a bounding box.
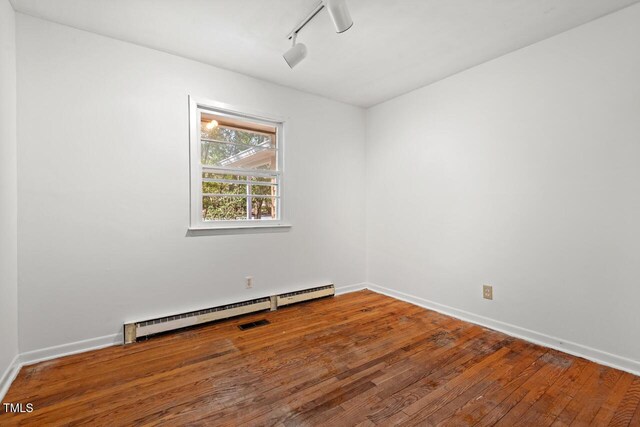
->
[2,290,639,426]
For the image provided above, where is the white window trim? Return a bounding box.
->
[188,96,291,231]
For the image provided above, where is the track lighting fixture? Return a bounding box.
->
[283,34,308,69]
[325,0,353,33]
[283,0,353,69]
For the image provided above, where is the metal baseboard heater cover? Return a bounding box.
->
[276,284,335,307]
[123,284,334,344]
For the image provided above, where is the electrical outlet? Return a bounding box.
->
[246,276,253,289]
[483,285,493,300]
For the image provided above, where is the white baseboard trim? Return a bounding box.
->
[335,282,368,295]
[18,283,365,367]
[0,354,21,402]
[20,333,123,367]
[1,334,122,400]
[0,282,367,397]
[12,282,633,398]
[366,283,640,377]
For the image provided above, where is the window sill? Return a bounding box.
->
[187,223,292,236]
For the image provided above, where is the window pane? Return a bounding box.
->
[250,183,277,197]
[201,115,275,148]
[202,196,247,221]
[250,196,277,220]
[200,141,276,170]
[251,175,277,184]
[202,180,246,195]
[202,129,274,148]
[203,172,248,181]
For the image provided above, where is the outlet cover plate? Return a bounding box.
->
[483,285,493,300]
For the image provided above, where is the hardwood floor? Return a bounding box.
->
[2,290,639,426]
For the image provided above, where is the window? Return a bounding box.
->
[189,98,285,229]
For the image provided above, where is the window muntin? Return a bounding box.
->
[190,103,283,228]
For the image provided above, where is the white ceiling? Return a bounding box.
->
[11,0,640,107]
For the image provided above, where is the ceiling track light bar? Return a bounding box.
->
[287,1,325,40]
[283,0,352,68]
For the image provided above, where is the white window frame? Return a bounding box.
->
[188,96,289,231]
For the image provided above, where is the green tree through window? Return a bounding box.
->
[200,117,278,221]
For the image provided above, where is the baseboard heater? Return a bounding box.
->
[123,284,334,344]
[276,284,335,307]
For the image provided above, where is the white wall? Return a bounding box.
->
[366,3,640,367]
[16,14,366,353]
[12,1,640,373]
[0,0,19,392]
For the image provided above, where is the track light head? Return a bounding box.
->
[283,34,307,69]
[324,0,353,33]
